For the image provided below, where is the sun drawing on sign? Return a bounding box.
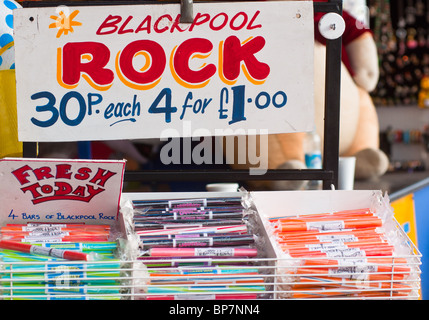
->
[49,10,82,38]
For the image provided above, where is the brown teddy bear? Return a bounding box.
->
[227,1,389,190]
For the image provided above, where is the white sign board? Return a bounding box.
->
[14,1,314,141]
[0,158,125,225]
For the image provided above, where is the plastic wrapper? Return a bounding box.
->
[258,191,421,299]
[0,219,130,300]
[125,191,273,300]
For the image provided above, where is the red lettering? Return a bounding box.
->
[75,167,92,180]
[119,40,166,85]
[95,11,262,35]
[54,181,73,196]
[62,42,114,87]
[21,182,43,198]
[89,168,116,187]
[55,164,72,180]
[96,15,122,35]
[189,13,210,32]
[154,14,172,33]
[247,10,262,30]
[11,165,32,185]
[221,36,270,82]
[135,15,151,34]
[173,38,216,85]
[118,16,134,34]
[210,13,228,31]
[72,185,86,197]
[41,184,53,194]
[86,184,105,199]
[33,166,54,181]
[230,12,248,31]
[170,14,188,33]
[61,9,268,89]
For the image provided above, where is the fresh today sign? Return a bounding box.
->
[14,1,314,141]
[0,158,125,225]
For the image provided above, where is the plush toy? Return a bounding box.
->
[418,76,429,109]
[228,1,389,190]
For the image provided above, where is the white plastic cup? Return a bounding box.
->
[206,183,239,192]
[338,157,356,190]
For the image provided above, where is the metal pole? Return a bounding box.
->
[318,0,343,190]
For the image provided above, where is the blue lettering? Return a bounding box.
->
[31,91,58,127]
[114,102,124,117]
[273,91,287,108]
[219,87,229,119]
[132,94,141,116]
[22,213,40,220]
[123,103,131,117]
[104,95,141,121]
[255,91,270,109]
[59,91,86,126]
[229,85,246,124]
[148,88,176,123]
[180,92,212,120]
[104,103,114,119]
[87,93,103,115]
[180,92,193,120]
[99,213,115,220]
[56,212,96,220]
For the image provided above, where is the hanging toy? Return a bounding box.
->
[418,76,429,109]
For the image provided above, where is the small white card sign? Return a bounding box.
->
[0,158,125,225]
[14,1,315,142]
